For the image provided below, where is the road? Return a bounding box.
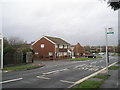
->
[2,56,118,88]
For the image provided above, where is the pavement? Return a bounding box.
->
[100,64,120,89]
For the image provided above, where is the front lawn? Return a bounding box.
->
[3,64,44,71]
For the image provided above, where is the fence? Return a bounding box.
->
[26,52,33,63]
[3,52,33,67]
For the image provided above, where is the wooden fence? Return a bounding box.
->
[3,52,33,67]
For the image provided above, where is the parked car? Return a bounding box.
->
[88,54,96,58]
[98,52,104,55]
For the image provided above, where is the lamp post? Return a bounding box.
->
[0,33,3,69]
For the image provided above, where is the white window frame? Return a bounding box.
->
[59,45,63,49]
[64,52,67,56]
[49,52,53,56]
[35,52,39,55]
[59,52,63,56]
[64,45,67,49]
[41,44,44,48]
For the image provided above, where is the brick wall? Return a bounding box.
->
[32,37,55,59]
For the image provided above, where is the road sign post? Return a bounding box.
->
[0,33,3,69]
[105,27,114,75]
[105,28,109,74]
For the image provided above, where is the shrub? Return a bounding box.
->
[22,48,33,54]
[4,46,17,55]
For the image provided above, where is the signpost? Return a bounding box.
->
[105,27,114,75]
[0,33,3,69]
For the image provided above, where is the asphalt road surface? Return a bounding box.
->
[2,56,118,88]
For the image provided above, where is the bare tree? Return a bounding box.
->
[8,36,24,45]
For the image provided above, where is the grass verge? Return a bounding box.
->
[68,58,96,61]
[3,64,44,71]
[74,80,103,89]
[93,75,109,80]
[117,61,120,64]
[118,53,120,56]
[108,66,119,70]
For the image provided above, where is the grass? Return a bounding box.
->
[117,61,120,64]
[74,80,103,89]
[93,75,109,80]
[96,55,102,58]
[118,53,120,56]
[3,64,44,71]
[108,66,119,70]
[68,58,96,61]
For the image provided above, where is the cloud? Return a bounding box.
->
[2,0,118,46]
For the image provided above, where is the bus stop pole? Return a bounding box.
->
[0,34,3,69]
[105,28,109,75]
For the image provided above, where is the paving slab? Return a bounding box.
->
[100,66,119,88]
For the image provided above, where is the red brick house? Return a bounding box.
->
[70,43,85,57]
[32,36,70,60]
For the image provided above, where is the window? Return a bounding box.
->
[59,45,63,49]
[35,52,39,55]
[64,52,67,56]
[41,44,44,48]
[64,45,67,48]
[59,52,63,56]
[77,53,79,55]
[49,52,52,56]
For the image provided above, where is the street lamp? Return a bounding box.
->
[0,33,3,69]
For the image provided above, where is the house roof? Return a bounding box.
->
[71,45,75,47]
[44,36,70,45]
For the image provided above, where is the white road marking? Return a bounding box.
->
[88,68,93,71]
[99,60,103,62]
[42,68,69,75]
[60,80,75,84]
[0,78,23,84]
[91,61,98,64]
[101,66,105,68]
[68,61,118,88]
[73,64,86,69]
[4,71,9,73]
[36,76,50,80]
[73,64,101,71]
[84,68,89,70]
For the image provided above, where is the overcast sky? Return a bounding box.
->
[1,0,118,46]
